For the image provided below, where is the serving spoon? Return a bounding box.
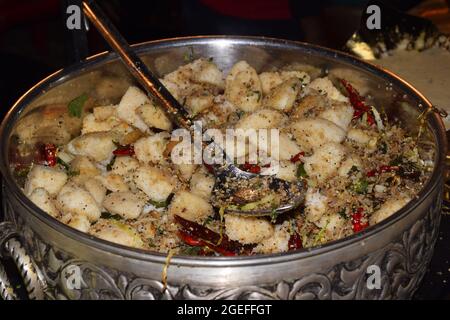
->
[82,0,306,216]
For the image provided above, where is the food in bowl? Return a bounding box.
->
[10,57,433,256]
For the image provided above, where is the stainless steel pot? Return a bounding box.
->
[0,36,446,300]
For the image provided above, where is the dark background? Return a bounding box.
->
[0,0,449,299]
[0,0,427,112]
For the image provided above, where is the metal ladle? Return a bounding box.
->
[82,0,306,216]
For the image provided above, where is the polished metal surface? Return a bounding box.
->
[0,36,446,299]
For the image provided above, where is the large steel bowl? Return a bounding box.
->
[0,36,446,300]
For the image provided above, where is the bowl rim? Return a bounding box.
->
[0,35,446,267]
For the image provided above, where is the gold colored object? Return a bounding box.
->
[444,130,450,213]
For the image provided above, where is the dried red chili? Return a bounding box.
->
[175,215,254,256]
[379,165,400,173]
[43,143,57,166]
[340,79,375,126]
[367,165,400,177]
[290,152,305,163]
[366,169,377,177]
[366,113,376,126]
[288,232,303,250]
[113,144,135,156]
[177,231,204,246]
[351,208,369,233]
[178,230,237,256]
[241,162,261,174]
[203,162,215,174]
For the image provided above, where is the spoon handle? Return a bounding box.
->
[82,0,192,130]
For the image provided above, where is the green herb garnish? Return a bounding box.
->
[270,208,279,223]
[337,208,348,219]
[149,193,174,208]
[15,166,31,177]
[181,245,202,256]
[236,110,245,119]
[289,219,297,235]
[57,157,70,171]
[57,157,78,176]
[353,179,369,194]
[68,93,88,118]
[313,219,330,245]
[203,216,215,226]
[379,141,388,154]
[67,170,79,177]
[106,156,116,171]
[147,238,155,247]
[296,163,308,178]
[149,199,168,208]
[101,212,122,220]
[389,156,403,166]
[349,165,359,174]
